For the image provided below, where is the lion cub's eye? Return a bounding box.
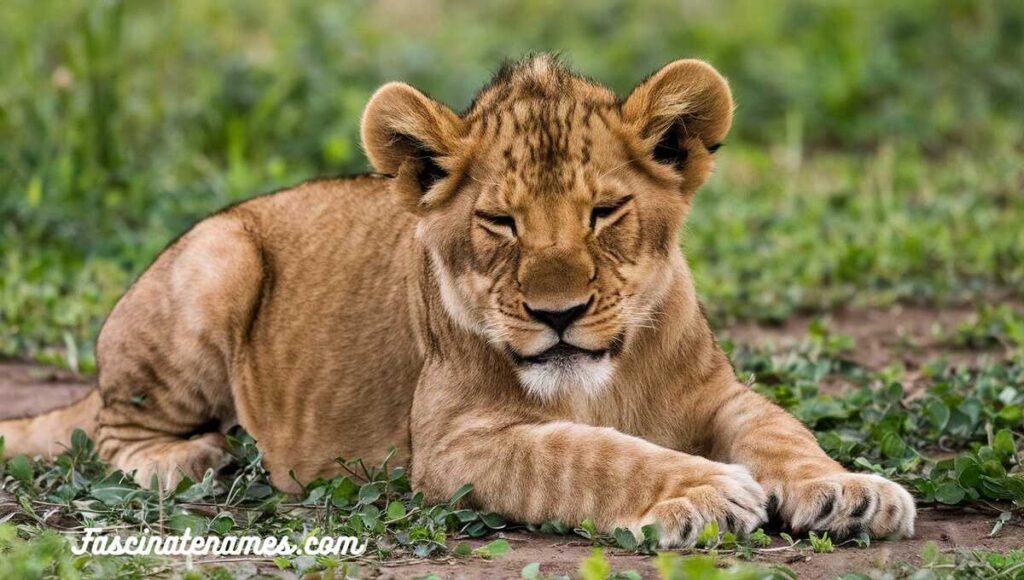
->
[475,211,518,237]
[590,195,634,230]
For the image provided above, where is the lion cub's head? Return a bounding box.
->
[361,55,732,399]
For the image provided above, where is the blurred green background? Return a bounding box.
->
[1,0,1022,370]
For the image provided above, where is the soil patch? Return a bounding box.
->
[0,357,93,419]
[720,303,1005,370]
[367,509,1022,578]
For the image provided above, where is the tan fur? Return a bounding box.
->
[0,56,914,545]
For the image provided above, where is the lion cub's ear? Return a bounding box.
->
[622,60,733,194]
[361,83,464,210]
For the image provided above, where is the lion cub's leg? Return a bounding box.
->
[708,382,916,540]
[94,214,264,490]
[102,432,230,490]
[414,415,768,548]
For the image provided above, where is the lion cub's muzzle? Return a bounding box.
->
[523,298,591,334]
[490,284,625,396]
[508,296,624,367]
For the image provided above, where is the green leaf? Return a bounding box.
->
[360,512,379,530]
[480,512,507,529]
[8,454,33,483]
[25,175,42,208]
[167,512,209,534]
[70,428,93,457]
[579,548,611,580]
[979,460,1008,482]
[464,521,488,537]
[924,399,950,430]
[655,553,682,578]
[641,523,661,548]
[577,518,598,539]
[358,482,381,504]
[997,405,1022,424]
[172,476,196,497]
[992,429,1016,459]
[614,527,638,551]
[473,539,510,559]
[809,531,834,553]
[934,482,966,505]
[880,431,908,459]
[89,473,139,505]
[696,520,720,547]
[244,483,273,500]
[331,477,359,507]
[448,483,474,505]
[954,456,983,488]
[521,562,541,579]
[540,520,570,535]
[211,513,235,535]
[452,542,473,557]
[749,528,772,548]
[386,500,407,520]
[274,557,292,570]
[453,509,479,523]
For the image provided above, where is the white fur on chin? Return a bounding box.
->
[516,355,615,400]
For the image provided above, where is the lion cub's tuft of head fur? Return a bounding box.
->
[361,55,733,399]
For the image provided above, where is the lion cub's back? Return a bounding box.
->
[229,175,423,480]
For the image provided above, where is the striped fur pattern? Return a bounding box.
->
[0,56,914,545]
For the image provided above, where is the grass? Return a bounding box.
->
[2,0,1023,368]
[558,543,1024,580]
[5,131,1023,371]
[2,0,1023,577]
[692,141,1024,324]
[730,319,1024,508]
[841,544,1024,579]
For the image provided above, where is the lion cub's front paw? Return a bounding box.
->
[776,472,915,540]
[640,464,769,548]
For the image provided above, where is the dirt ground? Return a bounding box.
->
[373,509,1024,579]
[2,304,1022,578]
[0,360,93,419]
[722,303,1003,371]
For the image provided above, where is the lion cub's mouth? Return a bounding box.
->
[513,342,609,366]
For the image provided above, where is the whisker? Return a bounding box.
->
[468,171,503,189]
[598,157,641,180]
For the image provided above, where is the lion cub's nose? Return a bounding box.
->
[525,300,590,334]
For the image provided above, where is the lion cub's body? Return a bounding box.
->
[106,177,422,485]
[84,175,715,489]
[1,56,916,547]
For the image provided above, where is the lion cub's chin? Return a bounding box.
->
[516,355,616,400]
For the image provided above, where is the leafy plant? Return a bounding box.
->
[0,427,495,576]
[843,542,1024,579]
[734,335,1024,513]
[807,532,834,554]
[953,305,1024,353]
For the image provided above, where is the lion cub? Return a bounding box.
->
[1,55,914,546]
